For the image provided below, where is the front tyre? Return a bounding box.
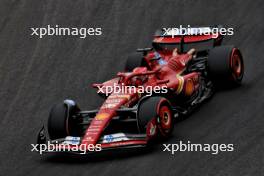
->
[48,100,80,140]
[137,97,174,140]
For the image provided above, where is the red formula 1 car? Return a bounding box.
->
[37,26,244,154]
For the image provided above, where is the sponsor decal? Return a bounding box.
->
[104,134,114,142]
[101,103,116,109]
[102,133,129,143]
[84,136,94,142]
[87,128,100,132]
[113,94,130,100]
[102,95,132,109]
[185,78,194,96]
[63,136,80,145]
[106,141,145,147]
[88,125,102,128]
[92,120,104,125]
[96,113,109,120]
[105,98,122,104]
[85,131,98,135]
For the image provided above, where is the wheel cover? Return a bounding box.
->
[231,49,243,80]
[159,106,172,133]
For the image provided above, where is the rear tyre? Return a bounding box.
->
[207,45,244,86]
[137,97,174,139]
[48,101,80,140]
[125,52,147,72]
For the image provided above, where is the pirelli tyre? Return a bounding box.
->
[48,100,81,140]
[207,45,244,86]
[137,97,174,140]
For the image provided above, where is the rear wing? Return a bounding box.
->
[153,26,224,52]
[154,25,224,39]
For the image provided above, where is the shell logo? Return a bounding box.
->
[185,79,194,96]
[96,113,109,120]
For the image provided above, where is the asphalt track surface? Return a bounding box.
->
[0,0,264,175]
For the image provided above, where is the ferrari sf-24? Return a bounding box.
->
[37,26,244,154]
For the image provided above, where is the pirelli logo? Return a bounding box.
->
[176,75,184,94]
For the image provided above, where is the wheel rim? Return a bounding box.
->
[231,49,243,80]
[159,106,172,133]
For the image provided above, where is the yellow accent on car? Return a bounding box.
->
[176,75,184,94]
[96,113,109,120]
